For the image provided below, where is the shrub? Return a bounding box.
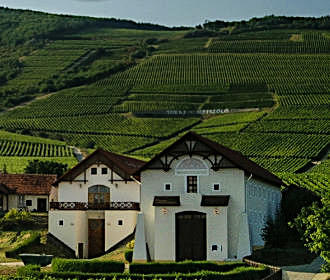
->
[17,265,269,280]
[130,50,146,59]
[0,209,34,230]
[126,240,135,249]
[125,249,133,263]
[262,210,290,248]
[16,264,41,277]
[5,231,41,258]
[51,258,125,273]
[129,260,246,274]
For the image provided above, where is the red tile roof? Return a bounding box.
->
[0,174,56,195]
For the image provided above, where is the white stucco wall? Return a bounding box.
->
[49,210,79,251]
[50,163,141,259]
[8,194,18,209]
[245,177,282,247]
[140,155,246,261]
[49,209,138,258]
[24,195,49,211]
[105,210,137,250]
[153,204,228,261]
[58,163,139,203]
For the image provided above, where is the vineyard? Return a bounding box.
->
[0,19,328,180]
[208,32,330,53]
[0,130,77,173]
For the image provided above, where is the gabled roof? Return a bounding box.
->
[0,174,56,195]
[135,131,283,186]
[55,149,146,185]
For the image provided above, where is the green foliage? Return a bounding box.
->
[291,197,330,272]
[0,7,172,48]
[24,159,68,176]
[5,231,41,258]
[126,240,135,249]
[124,249,133,263]
[0,156,77,174]
[129,261,246,274]
[208,35,330,54]
[0,209,34,230]
[51,258,125,273]
[16,264,41,277]
[250,247,316,267]
[203,15,330,32]
[261,210,291,248]
[13,265,268,280]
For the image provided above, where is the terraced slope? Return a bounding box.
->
[0,25,328,175]
[0,131,77,173]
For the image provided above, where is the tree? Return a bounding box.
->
[291,196,330,272]
[262,209,290,248]
[24,160,68,177]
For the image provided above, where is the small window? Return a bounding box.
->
[164,183,172,191]
[101,168,108,175]
[212,245,218,251]
[213,183,220,191]
[26,200,32,206]
[187,176,198,193]
[118,220,123,226]
[91,168,97,175]
[59,220,64,226]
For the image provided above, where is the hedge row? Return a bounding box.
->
[52,258,125,273]
[129,261,246,274]
[17,266,269,280]
[5,231,41,258]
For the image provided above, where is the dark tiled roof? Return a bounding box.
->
[55,149,146,185]
[153,196,181,206]
[136,131,283,186]
[0,174,56,195]
[201,195,230,206]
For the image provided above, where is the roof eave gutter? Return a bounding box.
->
[130,175,141,185]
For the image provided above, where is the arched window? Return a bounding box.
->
[175,157,209,176]
[88,185,110,204]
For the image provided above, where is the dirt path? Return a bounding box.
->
[71,146,85,162]
[282,257,329,280]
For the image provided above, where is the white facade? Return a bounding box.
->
[49,160,140,258]
[134,153,282,262]
[48,137,282,261]
[58,164,139,203]
[246,177,281,247]
[49,210,138,258]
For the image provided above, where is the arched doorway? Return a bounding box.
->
[176,211,206,261]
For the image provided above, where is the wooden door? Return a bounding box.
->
[176,212,206,261]
[88,219,105,258]
[37,198,47,212]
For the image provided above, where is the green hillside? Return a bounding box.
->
[0,8,329,181]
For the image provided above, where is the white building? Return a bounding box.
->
[49,150,145,258]
[0,174,56,212]
[133,132,282,262]
[49,132,282,261]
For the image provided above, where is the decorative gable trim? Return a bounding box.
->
[135,132,282,187]
[55,149,145,186]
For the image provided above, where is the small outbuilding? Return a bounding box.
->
[0,173,57,212]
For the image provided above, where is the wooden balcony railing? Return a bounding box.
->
[50,201,140,211]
